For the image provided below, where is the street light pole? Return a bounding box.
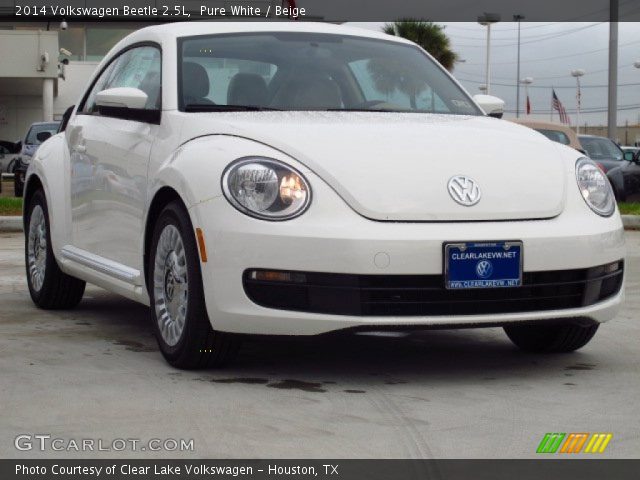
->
[571,69,586,135]
[478,13,501,95]
[608,0,619,140]
[514,14,525,117]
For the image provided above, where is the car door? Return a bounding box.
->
[66,45,161,273]
[621,159,640,202]
[0,145,9,171]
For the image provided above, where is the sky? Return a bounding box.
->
[347,22,640,126]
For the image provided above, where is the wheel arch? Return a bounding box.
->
[23,174,44,229]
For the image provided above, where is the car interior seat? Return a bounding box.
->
[227,73,268,106]
[182,62,214,106]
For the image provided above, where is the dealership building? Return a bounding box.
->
[0,19,159,141]
[0,0,302,142]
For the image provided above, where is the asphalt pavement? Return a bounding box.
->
[0,231,638,459]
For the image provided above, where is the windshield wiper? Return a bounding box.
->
[184,104,281,112]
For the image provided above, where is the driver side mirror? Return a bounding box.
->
[96,87,148,110]
[473,94,505,119]
[36,131,52,143]
[94,87,159,124]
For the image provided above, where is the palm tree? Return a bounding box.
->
[383,20,458,72]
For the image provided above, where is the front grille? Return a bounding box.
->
[242,262,623,317]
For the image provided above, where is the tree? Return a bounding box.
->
[383,20,458,72]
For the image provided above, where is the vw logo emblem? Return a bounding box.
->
[448,175,481,206]
[476,260,493,279]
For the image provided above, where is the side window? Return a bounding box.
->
[82,61,117,114]
[82,46,161,114]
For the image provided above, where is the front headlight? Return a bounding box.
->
[575,157,615,217]
[222,157,311,220]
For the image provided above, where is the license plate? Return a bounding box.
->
[444,241,522,289]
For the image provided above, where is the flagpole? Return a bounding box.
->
[520,77,533,115]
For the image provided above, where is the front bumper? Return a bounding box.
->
[190,181,625,335]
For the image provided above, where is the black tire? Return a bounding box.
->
[14,170,25,197]
[149,200,240,369]
[25,190,86,309]
[504,321,599,353]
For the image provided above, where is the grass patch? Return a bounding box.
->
[0,197,22,216]
[618,202,640,215]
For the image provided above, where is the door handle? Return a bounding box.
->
[73,145,86,153]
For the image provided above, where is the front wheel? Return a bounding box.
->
[25,190,86,309]
[504,321,599,353]
[149,201,240,369]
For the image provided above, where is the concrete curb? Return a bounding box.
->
[621,215,640,230]
[1,215,640,233]
[0,216,23,232]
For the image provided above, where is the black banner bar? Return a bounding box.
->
[3,459,640,480]
[1,0,640,22]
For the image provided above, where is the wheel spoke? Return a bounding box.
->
[27,205,47,292]
[153,224,189,347]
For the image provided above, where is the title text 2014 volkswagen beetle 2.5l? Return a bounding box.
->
[23,23,625,369]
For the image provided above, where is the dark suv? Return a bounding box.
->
[13,121,59,197]
[579,134,640,202]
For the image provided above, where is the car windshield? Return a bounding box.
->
[25,123,59,145]
[579,136,623,161]
[535,128,570,145]
[179,32,481,115]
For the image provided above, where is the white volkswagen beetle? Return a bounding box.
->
[24,22,625,368]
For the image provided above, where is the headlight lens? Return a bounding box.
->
[222,157,311,220]
[575,158,615,217]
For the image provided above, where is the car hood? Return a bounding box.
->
[594,159,625,173]
[182,112,567,221]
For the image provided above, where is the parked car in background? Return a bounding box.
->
[579,134,640,201]
[0,139,22,173]
[13,121,59,197]
[511,119,585,153]
[621,146,640,160]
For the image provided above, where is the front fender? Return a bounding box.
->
[606,167,625,201]
[24,134,72,260]
[149,134,313,210]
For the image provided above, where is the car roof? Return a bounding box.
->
[510,118,582,150]
[29,122,59,127]
[129,21,410,44]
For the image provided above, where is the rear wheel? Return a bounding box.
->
[504,321,599,353]
[25,190,86,309]
[149,201,240,369]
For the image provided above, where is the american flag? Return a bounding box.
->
[552,89,570,124]
[526,95,531,115]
